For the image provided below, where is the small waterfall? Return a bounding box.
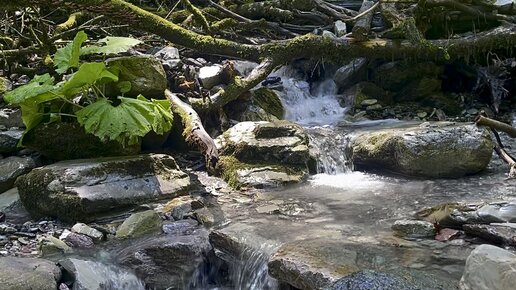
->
[307,127,354,174]
[272,66,347,126]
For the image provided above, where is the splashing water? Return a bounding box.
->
[271,67,347,126]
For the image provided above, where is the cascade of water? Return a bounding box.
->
[307,127,354,174]
[271,66,347,126]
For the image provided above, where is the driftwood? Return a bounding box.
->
[165,89,219,172]
[476,115,516,138]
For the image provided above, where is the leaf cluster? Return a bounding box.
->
[4,32,172,146]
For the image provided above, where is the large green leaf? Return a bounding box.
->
[54,31,88,74]
[81,36,142,56]
[20,100,44,133]
[59,62,118,97]
[76,95,173,145]
[3,74,58,104]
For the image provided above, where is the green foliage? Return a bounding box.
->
[4,31,171,147]
[81,36,142,55]
[77,96,173,145]
[54,31,88,74]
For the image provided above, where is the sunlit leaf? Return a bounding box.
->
[81,36,142,56]
[3,74,57,104]
[59,62,118,97]
[76,95,173,145]
[54,31,88,74]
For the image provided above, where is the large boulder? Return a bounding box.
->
[118,229,213,290]
[351,123,493,178]
[0,257,61,290]
[16,154,192,222]
[215,121,310,188]
[105,55,167,98]
[23,122,139,160]
[0,156,36,193]
[59,258,144,290]
[459,244,516,290]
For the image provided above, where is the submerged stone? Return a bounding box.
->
[16,154,192,222]
[351,122,493,178]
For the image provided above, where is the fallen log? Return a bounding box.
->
[475,115,516,138]
[165,89,219,172]
[352,0,376,41]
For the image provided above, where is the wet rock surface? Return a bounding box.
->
[392,220,436,239]
[16,154,192,222]
[460,244,516,290]
[463,224,516,246]
[0,257,61,290]
[0,156,36,193]
[0,129,23,153]
[115,210,162,239]
[351,122,493,178]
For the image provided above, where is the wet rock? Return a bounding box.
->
[199,64,224,89]
[392,220,436,238]
[322,30,337,39]
[334,20,347,37]
[16,154,192,222]
[351,123,493,178]
[159,196,204,220]
[333,58,367,90]
[256,204,280,214]
[475,202,516,223]
[0,108,23,129]
[0,257,61,290]
[268,239,359,289]
[154,46,181,70]
[162,219,198,235]
[118,229,212,290]
[0,156,36,193]
[60,258,144,290]
[71,223,103,241]
[105,55,167,98]
[460,244,516,290]
[116,210,162,239]
[0,129,23,154]
[38,235,72,255]
[193,207,216,227]
[216,121,310,188]
[463,224,516,246]
[60,230,95,249]
[231,60,258,76]
[252,87,285,120]
[435,228,461,242]
[23,122,139,161]
[328,269,444,290]
[418,202,516,227]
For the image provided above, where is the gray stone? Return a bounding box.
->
[158,196,203,220]
[0,108,23,129]
[333,20,347,37]
[106,55,167,98]
[0,77,12,97]
[116,210,162,239]
[392,220,436,238]
[460,244,516,290]
[463,224,516,246]
[0,156,36,193]
[0,129,23,153]
[0,188,20,212]
[231,166,308,189]
[118,229,212,290]
[60,230,95,249]
[230,60,258,76]
[360,99,378,106]
[0,257,61,290]
[38,235,72,255]
[193,207,216,227]
[268,240,359,290]
[333,58,368,89]
[16,154,192,222]
[59,258,144,290]
[71,223,104,241]
[162,219,198,235]
[476,202,516,223]
[322,30,337,39]
[256,204,280,214]
[199,64,224,89]
[351,123,493,178]
[154,46,181,70]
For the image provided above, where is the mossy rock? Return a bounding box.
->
[0,77,12,96]
[351,123,493,178]
[371,61,443,92]
[252,87,285,119]
[23,122,140,161]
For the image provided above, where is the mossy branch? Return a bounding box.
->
[181,0,212,34]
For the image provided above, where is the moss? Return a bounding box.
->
[253,87,285,119]
[0,77,9,94]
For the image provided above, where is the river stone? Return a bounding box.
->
[334,20,347,37]
[23,122,140,161]
[0,257,61,290]
[116,210,162,239]
[16,154,192,222]
[392,220,436,238]
[268,239,359,289]
[61,230,95,249]
[162,219,198,235]
[351,123,493,178]
[333,58,367,90]
[328,269,443,290]
[118,228,212,290]
[463,224,516,246]
[0,108,23,129]
[158,195,204,220]
[71,223,103,241]
[199,64,225,89]
[459,244,516,290]
[60,258,144,290]
[105,55,167,98]
[475,202,516,223]
[0,129,23,153]
[0,156,36,193]
[154,46,181,70]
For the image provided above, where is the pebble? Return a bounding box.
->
[361,99,378,106]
